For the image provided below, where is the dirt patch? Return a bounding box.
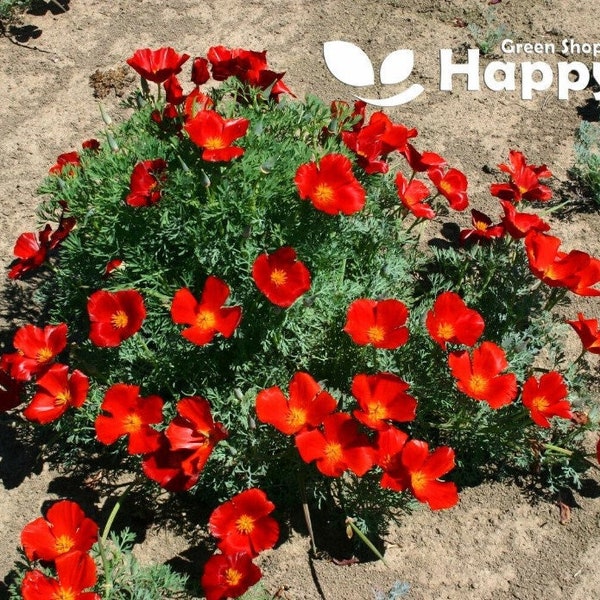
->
[1,1,600,598]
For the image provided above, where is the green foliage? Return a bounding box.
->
[467,8,511,55]
[573,119,600,205]
[0,0,32,22]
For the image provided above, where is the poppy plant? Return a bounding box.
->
[191,56,210,85]
[395,172,435,219]
[351,372,417,431]
[184,109,250,162]
[170,276,242,346]
[2,322,68,381]
[201,552,262,600]
[255,371,337,435]
[48,151,81,176]
[21,551,100,600]
[251,246,311,308]
[8,226,51,279]
[126,47,190,83]
[490,150,552,203]
[125,159,168,207]
[425,291,485,350]
[87,289,146,347]
[95,383,163,454]
[23,363,89,424]
[499,200,550,240]
[459,209,505,245]
[294,153,366,215]
[343,297,410,349]
[20,499,99,562]
[165,396,228,476]
[428,167,469,211]
[448,341,517,409]
[208,488,279,557]
[403,143,446,173]
[397,439,459,510]
[567,312,600,354]
[521,371,572,428]
[142,433,201,492]
[295,412,375,477]
[373,425,409,491]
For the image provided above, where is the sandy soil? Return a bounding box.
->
[1,1,600,598]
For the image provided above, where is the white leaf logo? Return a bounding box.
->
[323,41,375,87]
[380,49,414,85]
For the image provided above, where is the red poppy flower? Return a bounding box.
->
[569,256,600,296]
[294,153,366,215]
[125,159,168,207]
[184,87,214,118]
[0,367,24,412]
[490,150,552,203]
[49,214,76,250]
[295,412,375,477]
[8,226,52,279]
[398,439,459,510]
[403,143,447,173]
[459,209,505,245]
[395,172,434,219]
[103,258,124,277]
[255,371,337,435]
[448,341,517,409]
[82,138,100,151]
[191,57,210,85]
[23,363,89,424]
[49,151,81,176]
[184,109,250,162]
[524,232,590,289]
[4,323,68,381]
[126,47,190,83]
[142,433,200,492]
[87,289,146,347]
[252,246,311,308]
[567,313,600,354]
[343,298,410,349]
[201,552,262,600]
[163,74,185,105]
[95,383,163,454]
[165,396,228,476]
[21,551,100,600]
[499,200,551,239]
[521,371,572,428]
[208,488,279,557]
[428,167,469,211]
[425,291,484,350]
[329,99,366,133]
[373,426,409,490]
[170,276,242,346]
[20,499,98,562]
[351,372,417,431]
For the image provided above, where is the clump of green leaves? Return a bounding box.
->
[467,7,512,55]
[0,0,32,23]
[573,119,600,205]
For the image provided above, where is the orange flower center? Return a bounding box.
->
[195,310,217,330]
[204,136,226,150]
[518,184,529,195]
[323,441,343,463]
[55,389,72,407]
[411,470,428,493]
[235,514,255,534]
[469,374,488,395]
[474,220,488,231]
[531,395,550,413]
[439,180,452,195]
[270,268,288,287]
[36,347,54,363]
[313,183,334,205]
[286,407,307,429]
[366,402,388,422]
[111,310,129,329]
[54,534,75,554]
[437,322,455,340]
[53,588,76,600]
[367,325,386,343]
[224,567,243,587]
[123,413,142,433]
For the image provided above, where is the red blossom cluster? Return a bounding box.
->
[202,488,278,599]
[19,500,100,600]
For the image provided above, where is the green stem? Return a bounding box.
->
[345,517,388,567]
[542,443,600,472]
